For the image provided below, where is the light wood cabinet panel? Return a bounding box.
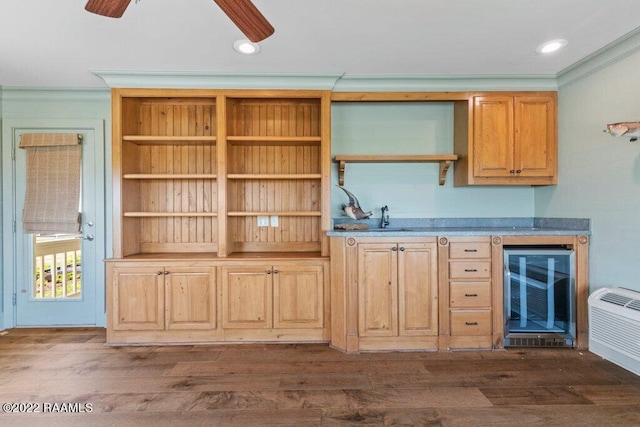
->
[450,282,491,308]
[357,240,438,342]
[455,91,557,186]
[449,261,491,279]
[166,267,216,330]
[450,310,492,336]
[398,243,438,336]
[357,244,398,337]
[112,267,164,331]
[221,266,273,329]
[473,95,514,178]
[273,265,324,329]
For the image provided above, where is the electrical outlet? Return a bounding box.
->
[257,216,269,227]
[270,215,279,227]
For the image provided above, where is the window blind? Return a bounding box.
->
[19,133,82,235]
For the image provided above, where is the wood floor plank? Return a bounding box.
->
[1,328,639,426]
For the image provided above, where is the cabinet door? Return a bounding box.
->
[473,96,514,178]
[112,267,164,331]
[166,267,216,330]
[358,243,398,337]
[514,96,556,178]
[273,265,324,329]
[398,242,438,336]
[221,266,273,329]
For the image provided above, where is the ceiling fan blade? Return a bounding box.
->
[213,0,275,42]
[85,0,132,18]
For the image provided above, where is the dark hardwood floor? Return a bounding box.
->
[0,328,639,426]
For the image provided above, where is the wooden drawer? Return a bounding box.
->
[450,310,491,336]
[450,282,491,308]
[449,241,491,259]
[449,261,491,279]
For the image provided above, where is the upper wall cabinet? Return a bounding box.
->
[454,92,557,186]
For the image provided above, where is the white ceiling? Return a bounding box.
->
[1,0,640,88]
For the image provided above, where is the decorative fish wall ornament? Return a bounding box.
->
[336,186,373,220]
[604,122,640,142]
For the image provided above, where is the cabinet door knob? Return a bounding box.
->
[273,269,279,274]
[509,169,515,174]
[516,169,522,174]
[267,270,272,274]
[399,247,405,251]
[164,271,170,275]
[156,271,163,275]
[391,247,397,251]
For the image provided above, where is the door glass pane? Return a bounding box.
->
[33,234,82,300]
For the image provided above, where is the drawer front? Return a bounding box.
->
[450,310,492,336]
[449,261,491,279]
[449,241,491,259]
[450,282,491,308]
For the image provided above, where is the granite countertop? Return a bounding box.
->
[326,217,591,237]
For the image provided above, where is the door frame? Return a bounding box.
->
[2,118,107,328]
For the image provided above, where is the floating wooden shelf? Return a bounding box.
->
[334,154,458,186]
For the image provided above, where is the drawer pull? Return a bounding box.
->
[464,293,478,297]
[464,269,478,272]
[464,249,478,252]
[465,321,479,326]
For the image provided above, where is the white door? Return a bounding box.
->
[3,119,106,327]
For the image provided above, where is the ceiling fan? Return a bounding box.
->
[85,0,275,42]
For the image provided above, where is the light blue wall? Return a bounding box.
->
[535,48,640,293]
[331,102,534,220]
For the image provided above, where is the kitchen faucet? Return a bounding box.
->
[380,205,390,228]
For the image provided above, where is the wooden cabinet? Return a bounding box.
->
[108,89,331,344]
[221,264,324,330]
[330,237,439,352]
[165,267,217,330]
[438,237,494,350]
[107,262,216,343]
[454,92,557,186]
[111,267,165,331]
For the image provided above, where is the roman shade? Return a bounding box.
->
[19,133,82,234]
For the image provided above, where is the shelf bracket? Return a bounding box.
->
[338,160,346,186]
[439,160,453,186]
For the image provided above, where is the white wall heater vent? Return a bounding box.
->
[588,287,640,376]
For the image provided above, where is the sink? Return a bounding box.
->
[365,227,406,232]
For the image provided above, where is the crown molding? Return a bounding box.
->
[333,74,558,92]
[92,71,344,90]
[557,27,640,88]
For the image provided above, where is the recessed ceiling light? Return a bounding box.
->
[233,39,261,55]
[536,39,568,54]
